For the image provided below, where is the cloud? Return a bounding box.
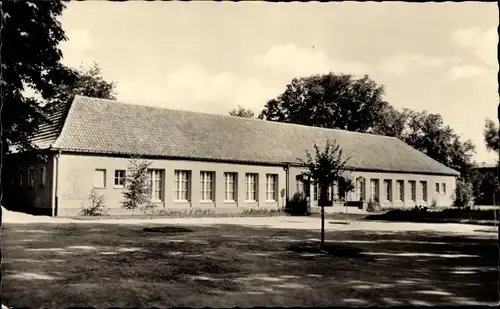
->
[253,43,370,80]
[115,63,279,114]
[451,27,497,67]
[448,65,490,81]
[59,29,95,68]
[377,53,459,77]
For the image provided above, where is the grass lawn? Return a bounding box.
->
[1,221,498,308]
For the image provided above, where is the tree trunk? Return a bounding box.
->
[319,184,329,250]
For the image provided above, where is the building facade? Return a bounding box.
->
[3,96,459,216]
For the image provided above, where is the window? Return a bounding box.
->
[94,169,106,188]
[296,175,304,193]
[200,171,215,202]
[313,184,318,201]
[28,167,35,188]
[332,182,339,200]
[420,181,427,202]
[409,181,416,201]
[442,183,446,194]
[396,180,404,201]
[148,169,165,201]
[370,179,379,201]
[174,170,190,201]
[40,167,46,188]
[245,173,258,201]
[114,170,126,187]
[356,178,365,201]
[266,174,278,201]
[384,180,392,202]
[435,183,440,194]
[19,171,24,187]
[224,172,237,201]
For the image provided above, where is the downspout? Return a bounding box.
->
[52,149,62,217]
[283,163,291,208]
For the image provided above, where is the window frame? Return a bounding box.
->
[245,173,258,202]
[265,174,278,202]
[396,180,404,202]
[370,179,379,201]
[223,172,237,202]
[28,167,35,188]
[174,170,191,202]
[114,169,126,188]
[420,181,427,202]
[93,169,107,189]
[384,179,392,202]
[200,171,215,202]
[409,181,416,202]
[147,169,165,202]
[39,166,46,188]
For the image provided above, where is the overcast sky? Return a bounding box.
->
[58,1,498,164]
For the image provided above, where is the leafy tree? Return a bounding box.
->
[484,118,499,153]
[298,139,350,249]
[122,158,152,212]
[229,105,255,118]
[46,62,117,109]
[398,109,475,181]
[1,0,76,153]
[259,73,389,133]
[452,179,475,208]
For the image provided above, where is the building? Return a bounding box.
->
[3,96,459,216]
[471,162,499,206]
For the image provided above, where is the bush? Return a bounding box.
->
[366,198,380,213]
[81,188,108,216]
[285,192,310,216]
[430,198,438,208]
[452,180,475,208]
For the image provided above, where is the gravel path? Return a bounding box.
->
[2,206,496,236]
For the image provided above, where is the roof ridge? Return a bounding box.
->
[73,95,399,140]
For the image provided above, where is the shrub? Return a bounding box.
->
[430,198,438,208]
[285,192,310,216]
[452,180,475,208]
[366,197,380,213]
[81,188,108,216]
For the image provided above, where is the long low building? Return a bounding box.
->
[3,96,459,216]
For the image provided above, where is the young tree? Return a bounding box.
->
[122,158,152,212]
[229,105,255,118]
[298,140,350,249]
[338,175,355,223]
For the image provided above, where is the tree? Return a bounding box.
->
[259,73,389,133]
[298,139,350,249]
[122,158,152,212]
[1,0,76,153]
[229,105,255,118]
[399,109,475,181]
[484,118,499,153]
[452,179,475,208]
[338,175,355,224]
[46,62,117,109]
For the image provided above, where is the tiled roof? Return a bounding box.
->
[45,96,459,176]
[10,99,73,152]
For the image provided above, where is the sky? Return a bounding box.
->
[58,1,498,164]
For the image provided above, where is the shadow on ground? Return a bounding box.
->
[1,222,498,307]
